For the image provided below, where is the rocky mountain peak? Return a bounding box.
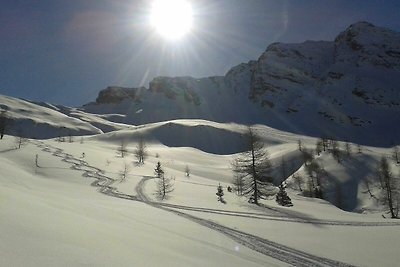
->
[95,86,146,104]
[84,22,400,146]
[334,21,400,68]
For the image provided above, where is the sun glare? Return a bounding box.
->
[150,0,193,40]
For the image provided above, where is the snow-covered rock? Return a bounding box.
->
[82,22,400,147]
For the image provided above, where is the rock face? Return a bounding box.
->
[84,22,400,146]
[96,86,146,104]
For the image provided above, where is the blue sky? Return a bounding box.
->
[1,0,400,106]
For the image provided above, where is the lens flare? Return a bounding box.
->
[150,0,193,40]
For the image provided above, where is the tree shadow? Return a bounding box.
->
[218,198,227,204]
[133,162,144,167]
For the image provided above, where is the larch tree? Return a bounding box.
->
[345,142,352,157]
[216,184,225,203]
[120,162,131,183]
[315,139,323,156]
[297,139,303,152]
[154,161,173,200]
[117,140,128,158]
[331,140,341,163]
[276,184,293,207]
[292,173,303,192]
[14,135,28,149]
[322,138,329,152]
[378,157,399,218]
[231,126,275,205]
[232,160,245,195]
[135,138,147,163]
[392,146,399,164]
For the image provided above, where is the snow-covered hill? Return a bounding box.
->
[83,22,400,147]
[0,95,136,138]
[0,95,103,138]
[1,128,399,266]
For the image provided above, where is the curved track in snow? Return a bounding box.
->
[134,177,357,267]
[34,141,398,266]
[154,202,400,227]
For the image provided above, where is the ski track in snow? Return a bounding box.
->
[34,141,400,266]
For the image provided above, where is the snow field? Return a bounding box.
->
[1,126,400,266]
[0,138,278,266]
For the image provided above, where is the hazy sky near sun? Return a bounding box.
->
[1,0,400,106]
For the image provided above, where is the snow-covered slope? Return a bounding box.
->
[0,95,103,138]
[1,130,399,266]
[82,22,400,147]
[0,94,138,138]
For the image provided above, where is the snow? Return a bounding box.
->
[0,138,276,267]
[0,95,103,138]
[1,121,400,266]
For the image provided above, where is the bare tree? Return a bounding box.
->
[14,135,28,149]
[363,176,377,199]
[154,161,164,178]
[392,146,400,164]
[216,184,225,203]
[292,173,303,192]
[298,139,303,152]
[68,132,74,143]
[331,140,341,163]
[134,138,147,163]
[305,159,325,198]
[231,126,275,205]
[120,162,131,183]
[154,161,173,200]
[232,160,245,195]
[322,138,329,152]
[117,140,128,158]
[377,157,399,218]
[315,139,323,156]
[345,142,352,157]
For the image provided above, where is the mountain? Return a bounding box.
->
[83,22,400,147]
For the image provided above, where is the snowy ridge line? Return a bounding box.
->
[154,203,400,227]
[135,176,356,267]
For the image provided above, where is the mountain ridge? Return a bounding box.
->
[0,22,399,146]
[81,21,400,146]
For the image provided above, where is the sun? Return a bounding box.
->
[150,0,193,40]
